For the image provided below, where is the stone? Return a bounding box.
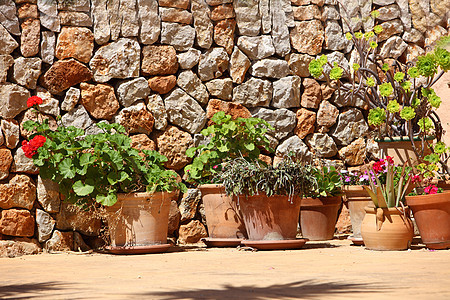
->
[214,19,236,54]
[61,87,80,112]
[179,189,201,222]
[281,0,296,27]
[80,83,120,120]
[287,53,314,77]
[275,135,313,162]
[271,0,291,56]
[237,35,275,60]
[0,149,13,180]
[155,125,193,170]
[251,107,297,140]
[290,20,324,55]
[55,27,94,64]
[59,11,92,27]
[402,28,424,44]
[116,78,151,107]
[159,0,190,9]
[19,109,57,140]
[372,0,395,4]
[322,5,340,20]
[378,19,403,41]
[198,47,229,81]
[11,148,39,174]
[377,4,401,21]
[177,71,209,105]
[45,230,74,252]
[0,239,41,258]
[178,220,208,244]
[306,133,338,158]
[205,78,233,101]
[409,0,434,33]
[207,0,233,4]
[177,49,201,69]
[130,134,156,152]
[119,0,139,37]
[0,209,35,237]
[250,58,290,79]
[0,174,36,210]
[35,88,60,117]
[0,55,13,83]
[37,0,60,31]
[1,119,19,149]
[138,0,160,44]
[36,209,55,243]
[339,137,366,166]
[12,57,41,89]
[321,84,335,101]
[229,46,251,84]
[89,38,140,83]
[260,0,271,34]
[148,75,177,94]
[57,0,89,12]
[403,44,425,63]
[161,22,196,51]
[60,105,94,130]
[164,88,207,134]
[56,202,102,236]
[232,77,272,107]
[113,102,154,134]
[333,82,367,109]
[141,45,178,75]
[168,200,181,235]
[210,4,234,21]
[73,232,91,252]
[234,0,261,36]
[160,7,192,24]
[317,100,339,127]
[37,176,61,213]
[272,76,301,108]
[292,5,321,21]
[18,3,38,19]
[330,108,369,146]
[206,99,251,120]
[0,0,20,35]
[295,108,316,139]
[43,59,92,94]
[301,78,322,109]
[379,36,408,59]
[425,25,448,49]
[41,31,56,64]
[0,83,30,119]
[324,20,348,51]
[0,24,18,55]
[147,94,168,130]
[91,0,110,44]
[319,51,349,81]
[191,0,214,49]
[20,18,40,57]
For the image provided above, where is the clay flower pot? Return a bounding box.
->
[343,186,372,240]
[406,192,450,250]
[361,205,414,251]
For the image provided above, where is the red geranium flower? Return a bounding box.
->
[424,184,438,195]
[385,156,394,165]
[372,160,384,173]
[411,175,421,183]
[22,135,47,158]
[27,96,43,108]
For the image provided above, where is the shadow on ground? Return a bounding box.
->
[0,281,73,299]
[141,279,385,299]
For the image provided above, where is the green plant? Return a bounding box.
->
[23,118,186,208]
[184,111,274,184]
[309,166,342,198]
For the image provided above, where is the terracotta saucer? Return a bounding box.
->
[348,236,365,246]
[201,238,243,247]
[241,239,308,250]
[105,244,171,255]
[425,241,450,250]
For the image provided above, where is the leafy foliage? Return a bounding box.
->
[308,166,343,198]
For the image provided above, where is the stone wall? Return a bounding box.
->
[0,0,448,255]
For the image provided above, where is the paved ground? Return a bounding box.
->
[1,239,450,299]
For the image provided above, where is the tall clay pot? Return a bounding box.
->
[361,205,414,251]
[406,192,450,250]
[300,196,342,241]
[343,186,372,240]
[199,184,247,240]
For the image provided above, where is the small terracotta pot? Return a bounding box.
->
[343,186,372,239]
[238,193,301,240]
[199,184,247,239]
[406,192,450,249]
[300,196,342,241]
[361,205,414,251]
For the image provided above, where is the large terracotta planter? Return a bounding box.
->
[406,192,450,250]
[199,184,247,240]
[343,186,372,240]
[105,191,177,253]
[300,196,342,241]
[361,205,414,251]
[376,136,433,166]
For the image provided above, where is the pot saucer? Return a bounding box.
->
[105,244,171,255]
[201,238,243,247]
[241,239,308,250]
[347,236,365,246]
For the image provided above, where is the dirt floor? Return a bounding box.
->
[1,239,450,300]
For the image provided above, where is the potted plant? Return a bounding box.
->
[23,97,186,254]
[218,157,316,250]
[184,111,273,246]
[300,166,343,241]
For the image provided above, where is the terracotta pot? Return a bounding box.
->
[300,196,342,241]
[105,191,177,247]
[343,186,372,239]
[238,193,301,240]
[376,136,433,166]
[406,192,450,249]
[361,205,414,251]
[199,184,247,239]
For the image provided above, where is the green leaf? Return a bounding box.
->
[80,153,95,166]
[73,180,95,196]
[107,172,118,185]
[96,193,117,206]
[58,158,76,179]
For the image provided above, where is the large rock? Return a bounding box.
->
[214,19,236,54]
[378,19,403,41]
[91,0,110,45]
[0,83,30,119]
[59,11,93,27]
[11,147,39,174]
[317,101,339,128]
[18,3,39,20]
[330,108,369,146]
[404,44,425,63]
[0,0,20,35]
[379,36,408,59]
[377,4,401,21]
[251,107,297,140]
[159,0,190,9]
[191,0,213,49]
[19,109,57,139]
[168,200,181,235]
[205,78,233,101]
[234,0,261,36]
[272,76,301,108]
[0,209,35,237]
[287,53,314,77]
[130,134,156,152]
[43,59,92,94]
[402,28,424,44]
[20,18,40,57]
[250,59,290,79]
[147,94,168,131]
[0,239,41,258]
[290,20,324,55]
[275,136,313,162]
[301,78,322,109]
[56,202,102,236]
[89,38,140,83]
[141,45,178,75]
[37,0,60,31]
[161,22,196,51]
[55,27,94,63]
[80,83,120,120]
[177,49,201,69]
[271,0,291,56]
[295,108,316,139]
[198,47,229,81]
[156,125,193,170]
[260,0,271,33]
[0,55,14,83]
[61,87,80,112]
[164,88,207,134]
[339,137,366,166]
[206,99,251,120]
[0,175,36,210]
[179,189,201,222]
[138,0,160,44]
[0,23,19,55]
[229,46,251,84]
[148,75,177,94]
[107,0,120,41]
[332,83,366,109]
[0,149,13,180]
[1,119,19,149]
[116,78,151,107]
[119,0,139,37]
[232,77,272,107]
[41,31,56,64]
[237,35,275,60]
[36,209,55,243]
[35,88,60,117]
[37,176,61,213]
[293,4,321,21]
[210,4,235,21]
[306,133,338,158]
[324,20,349,51]
[60,105,94,129]
[160,7,193,24]
[45,230,74,252]
[177,70,209,104]
[113,102,154,134]
[13,57,41,89]
[178,220,208,244]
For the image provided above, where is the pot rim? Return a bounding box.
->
[116,190,178,201]
[406,191,450,205]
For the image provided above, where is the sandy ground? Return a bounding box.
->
[1,239,450,300]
